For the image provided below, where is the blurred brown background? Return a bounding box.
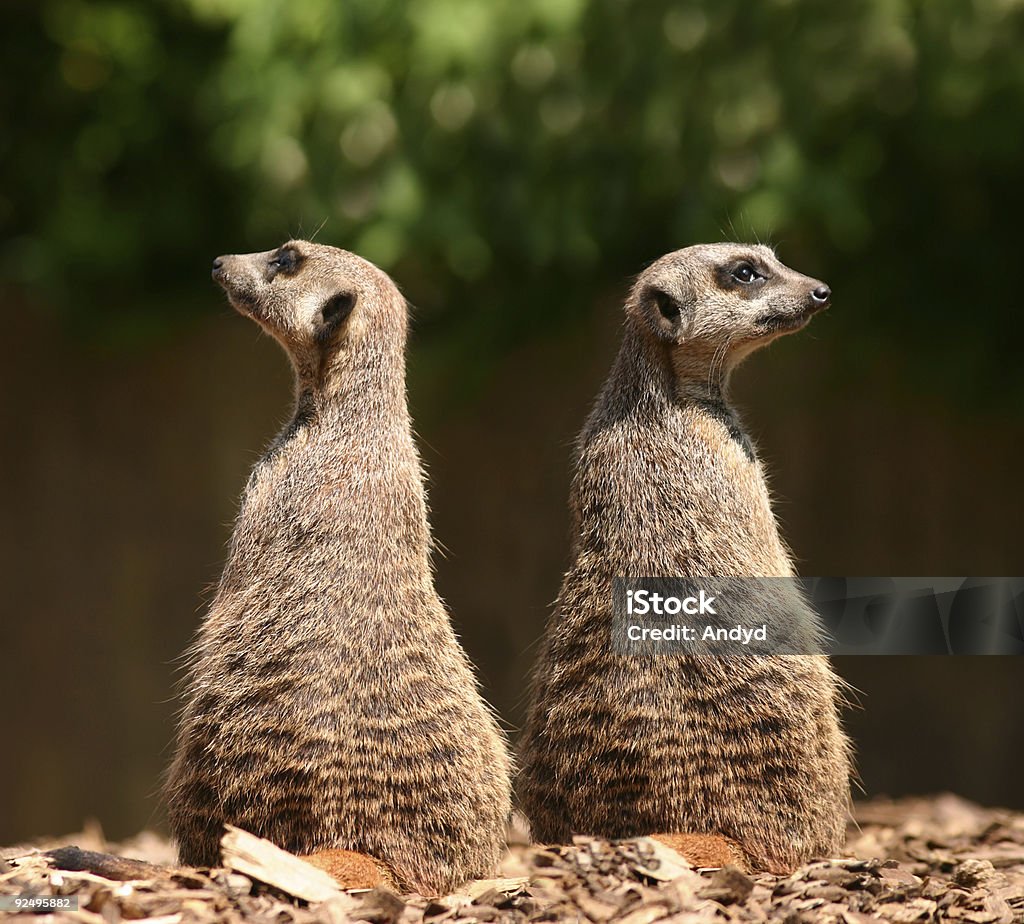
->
[2,0,1023,844]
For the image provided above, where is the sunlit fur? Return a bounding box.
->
[519,243,851,873]
[166,241,512,894]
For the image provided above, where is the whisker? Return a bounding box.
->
[310,216,329,242]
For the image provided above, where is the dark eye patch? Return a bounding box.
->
[268,247,303,278]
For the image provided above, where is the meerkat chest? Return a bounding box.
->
[674,410,770,497]
[666,412,788,569]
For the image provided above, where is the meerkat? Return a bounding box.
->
[165,241,512,895]
[518,243,851,874]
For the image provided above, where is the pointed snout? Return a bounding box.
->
[810,283,831,311]
[211,254,245,294]
[209,253,254,312]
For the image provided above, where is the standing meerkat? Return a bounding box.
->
[519,243,851,873]
[165,241,512,895]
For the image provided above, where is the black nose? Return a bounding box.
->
[212,257,224,271]
[811,284,831,305]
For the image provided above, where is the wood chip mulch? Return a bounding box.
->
[2,794,1022,923]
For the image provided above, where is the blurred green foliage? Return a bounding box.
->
[3,0,1024,397]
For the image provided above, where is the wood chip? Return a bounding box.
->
[632,838,694,882]
[697,867,755,904]
[220,825,346,904]
[3,798,1024,922]
[458,878,528,901]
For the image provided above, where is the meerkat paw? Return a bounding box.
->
[300,849,394,890]
[650,833,750,871]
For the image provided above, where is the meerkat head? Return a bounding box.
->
[627,243,831,381]
[211,240,405,387]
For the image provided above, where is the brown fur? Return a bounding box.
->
[650,834,749,871]
[301,849,393,889]
[519,244,851,873]
[165,241,512,894]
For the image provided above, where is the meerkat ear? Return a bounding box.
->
[315,291,356,343]
[646,286,694,341]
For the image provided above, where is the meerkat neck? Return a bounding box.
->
[672,356,733,405]
[579,324,788,579]
[669,336,737,406]
[242,338,429,587]
[611,322,734,414]
[289,339,409,436]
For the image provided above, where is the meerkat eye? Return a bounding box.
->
[731,262,763,284]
